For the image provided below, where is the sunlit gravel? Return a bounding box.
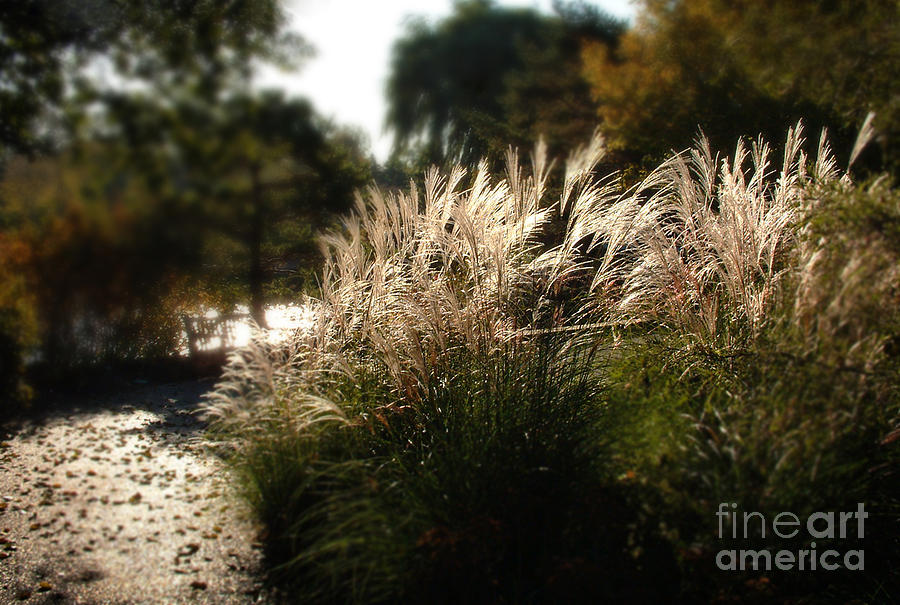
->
[0,381,270,604]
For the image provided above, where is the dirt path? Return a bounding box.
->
[0,380,269,604]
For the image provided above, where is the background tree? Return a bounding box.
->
[0,0,304,158]
[0,89,370,362]
[0,147,204,368]
[386,0,623,168]
[581,0,899,170]
[168,91,370,326]
[0,1,372,383]
[499,1,624,160]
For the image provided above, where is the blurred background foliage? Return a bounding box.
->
[386,0,625,169]
[0,0,368,410]
[387,0,898,173]
[580,0,900,170]
[0,0,306,156]
[2,0,898,409]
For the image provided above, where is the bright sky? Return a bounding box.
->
[254,0,635,162]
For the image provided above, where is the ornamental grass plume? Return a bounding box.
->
[204,117,877,430]
[559,123,834,348]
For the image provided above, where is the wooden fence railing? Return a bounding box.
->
[181,312,251,359]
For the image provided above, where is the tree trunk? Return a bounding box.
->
[249,164,267,328]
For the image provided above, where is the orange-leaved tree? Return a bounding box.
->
[582,0,899,171]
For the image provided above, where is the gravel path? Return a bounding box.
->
[0,380,268,604]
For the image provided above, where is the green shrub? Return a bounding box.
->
[595,331,900,601]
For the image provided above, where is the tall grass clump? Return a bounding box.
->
[204,118,899,603]
[579,120,900,601]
